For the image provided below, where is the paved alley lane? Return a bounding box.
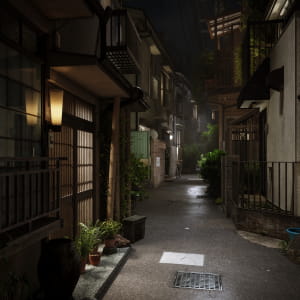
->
[104,175,300,300]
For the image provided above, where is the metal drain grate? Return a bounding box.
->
[173,271,222,291]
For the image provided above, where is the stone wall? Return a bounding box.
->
[231,205,300,240]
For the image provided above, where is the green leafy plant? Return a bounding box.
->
[128,154,149,199]
[98,220,122,240]
[279,240,291,255]
[74,222,101,258]
[215,197,223,205]
[198,149,226,197]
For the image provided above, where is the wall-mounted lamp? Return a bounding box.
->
[169,134,174,141]
[49,88,64,131]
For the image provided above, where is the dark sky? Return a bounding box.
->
[125,0,241,86]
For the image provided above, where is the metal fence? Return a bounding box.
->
[226,160,298,215]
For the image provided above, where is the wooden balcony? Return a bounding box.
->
[106,9,141,74]
[0,157,63,247]
[49,13,132,98]
[205,52,241,99]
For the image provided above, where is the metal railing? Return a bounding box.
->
[230,161,298,215]
[106,9,141,73]
[242,20,283,84]
[0,157,63,235]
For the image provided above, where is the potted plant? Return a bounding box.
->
[98,220,122,250]
[75,222,101,272]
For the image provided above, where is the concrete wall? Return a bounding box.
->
[295,13,300,216]
[59,15,100,56]
[168,145,177,178]
[231,206,300,240]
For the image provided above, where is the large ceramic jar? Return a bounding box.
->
[37,238,81,300]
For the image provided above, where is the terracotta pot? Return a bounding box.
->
[104,238,117,248]
[38,238,81,300]
[89,252,101,266]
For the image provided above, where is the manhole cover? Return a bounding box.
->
[173,271,222,291]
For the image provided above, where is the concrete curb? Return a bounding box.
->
[73,247,131,300]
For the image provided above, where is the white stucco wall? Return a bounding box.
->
[267,17,296,163]
[267,16,300,215]
[295,13,300,216]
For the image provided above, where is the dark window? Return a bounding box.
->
[0,41,41,157]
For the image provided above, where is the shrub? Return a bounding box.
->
[198,149,225,197]
[128,154,148,198]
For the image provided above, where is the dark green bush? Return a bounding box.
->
[198,149,225,197]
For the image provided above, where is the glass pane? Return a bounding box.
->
[22,24,37,53]
[28,118,41,141]
[24,88,41,119]
[0,107,12,137]
[0,43,7,76]
[7,80,22,111]
[0,138,15,157]
[21,56,33,87]
[32,62,41,91]
[7,48,21,81]
[0,10,19,44]
[0,77,6,107]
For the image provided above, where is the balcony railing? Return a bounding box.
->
[204,54,240,95]
[0,157,63,239]
[106,9,141,74]
[242,20,283,84]
[225,160,298,216]
[54,10,141,75]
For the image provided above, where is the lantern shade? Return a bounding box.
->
[49,89,64,126]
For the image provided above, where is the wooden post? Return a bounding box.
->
[218,104,224,150]
[126,110,132,217]
[107,97,120,219]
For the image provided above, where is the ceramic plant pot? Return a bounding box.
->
[38,238,81,300]
[89,251,101,266]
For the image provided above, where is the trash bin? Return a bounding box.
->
[122,215,146,243]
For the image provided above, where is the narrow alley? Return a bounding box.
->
[104,175,300,300]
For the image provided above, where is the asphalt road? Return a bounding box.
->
[104,175,300,300]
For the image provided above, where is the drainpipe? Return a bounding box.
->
[107,96,120,220]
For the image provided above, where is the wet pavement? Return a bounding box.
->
[104,175,300,300]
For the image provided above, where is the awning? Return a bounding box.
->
[121,87,150,112]
[266,66,284,91]
[237,58,270,109]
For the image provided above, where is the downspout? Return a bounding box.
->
[107,97,121,220]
